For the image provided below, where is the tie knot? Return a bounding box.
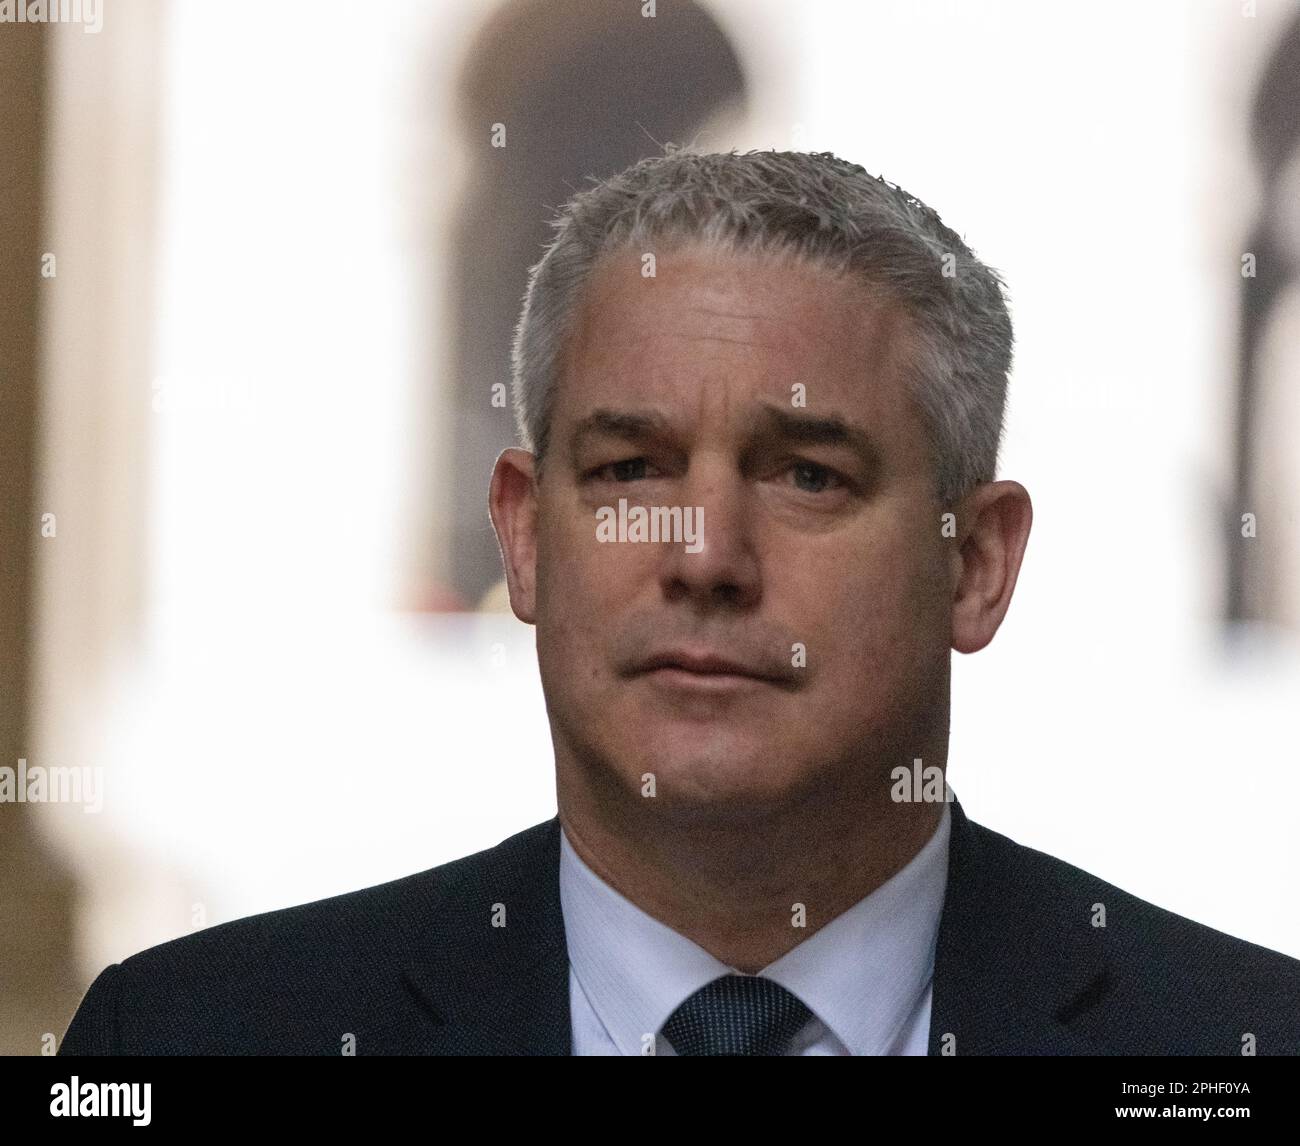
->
[661,973,814,1056]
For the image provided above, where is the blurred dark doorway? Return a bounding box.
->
[442,0,748,607]
[1227,8,1300,627]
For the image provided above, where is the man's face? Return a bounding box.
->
[522,244,956,822]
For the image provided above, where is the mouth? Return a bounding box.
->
[642,666,770,693]
[635,650,786,691]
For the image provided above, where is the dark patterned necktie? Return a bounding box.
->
[661,973,814,1055]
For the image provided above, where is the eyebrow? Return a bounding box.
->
[755,404,882,472]
[568,408,675,465]
[566,403,882,473]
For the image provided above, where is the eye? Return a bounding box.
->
[786,460,845,494]
[589,457,653,482]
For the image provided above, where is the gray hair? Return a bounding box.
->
[510,148,1014,506]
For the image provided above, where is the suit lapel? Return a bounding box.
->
[928,796,1110,1054]
[399,817,572,1055]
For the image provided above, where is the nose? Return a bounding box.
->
[659,454,761,612]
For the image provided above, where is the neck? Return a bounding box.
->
[556,740,947,974]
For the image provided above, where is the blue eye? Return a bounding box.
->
[790,461,841,493]
[593,458,649,481]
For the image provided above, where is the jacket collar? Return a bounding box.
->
[926,796,1109,1054]
[398,796,1112,1055]
[400,817,571,1054]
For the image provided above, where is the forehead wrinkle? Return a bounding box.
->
[658,330,782,350]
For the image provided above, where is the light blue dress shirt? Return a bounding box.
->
[559,801,951,1055]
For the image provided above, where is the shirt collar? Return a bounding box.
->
[559,802,951,1056]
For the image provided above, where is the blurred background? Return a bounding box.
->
[2,0,1299,1055]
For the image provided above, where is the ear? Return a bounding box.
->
[947,479,1032,654]
[487,448,540,625]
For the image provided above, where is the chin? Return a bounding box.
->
[652,778,808,827]
[612,731,816,820]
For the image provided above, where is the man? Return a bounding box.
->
[61,150,1300,1055]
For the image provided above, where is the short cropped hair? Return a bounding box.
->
[510,148,1014,506]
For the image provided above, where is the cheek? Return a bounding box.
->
[794,529,947,685]
[538,512,642,611]
[533,514,645,682]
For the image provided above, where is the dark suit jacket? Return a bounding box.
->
[58,796,1300,1055]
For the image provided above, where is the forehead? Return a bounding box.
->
[553,243,923,444]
